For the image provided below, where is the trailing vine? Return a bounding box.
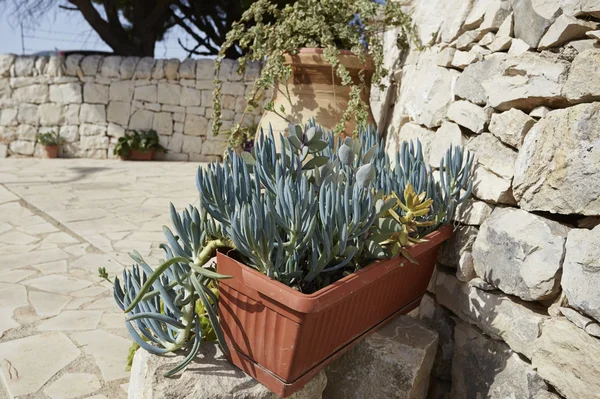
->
[211,0,418,150]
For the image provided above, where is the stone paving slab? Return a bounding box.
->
[0,159,200,399]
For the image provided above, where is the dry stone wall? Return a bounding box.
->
[377,0,600,398]
[0,55,262,160]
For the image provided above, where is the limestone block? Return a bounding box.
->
[14,84,49,104]
[179,58,196,79]
[452,322,552,398]
[447,101,490,133]
[482,52,569,111]
[107,101,131,127]
[437,225,479,268]
[107,123,125,138]
[539,14,597,49]
[109,81,134,102]
[16,124,37,141]
[454,198,494,226]
[512,0,561,47]
[183,114,208,136]
[81,55,102,76]
[0,78,10,99]
[0,143,6,158]
[9,140,35,155]
[472,207,568,301]
[488,108,535,148]
[157,83,181,105]
[562,225,600,323]
[135,57,156,79]
[79,124,107,137]
[508,38,531,55]
[14,56,36,77]
[411,0,475,43]
[151,59,165,80]
[0,108,17,126]
[120,57,139,79]
[0,54,15,77]
[134,85,157,103]
[152,112,173,136]
[129,109,154,130]
[37,103,64,126]
[80,134,109,150]
[563,49,600,102]
[471,164,515,205]
[17,104,38,125]
[497,12,513,37]
[182,135,203,153]
[130,343,326,399]
[466,133,517,178]
[532,318,600,398]
[529,105,550,118]
[180,87,201,107]
[79,104,106,124]
[164,59,180,80]
[455,54,507,105]
[456,30,487,50]
[59,126,79,143]
[487,36,512,51]
[100,56,122,78]
[436,270,548,359]
[480,0,511,32]
[428,122,465,166]
[83,82,109,104]
[324,316,438,399]
[451,50,480,69]
[513,102,600,215]
[49,83,81,104]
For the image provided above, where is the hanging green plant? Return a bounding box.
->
[211,0,419,150]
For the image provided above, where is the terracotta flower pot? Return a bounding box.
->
[44,145,59,158]
[217,225,453,397]
[256,48,376,139]
[121,149,154,161]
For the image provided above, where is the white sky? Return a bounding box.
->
[0,4,203,59]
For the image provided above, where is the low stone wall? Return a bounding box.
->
[0,55,262,160]
[376,1,600,398]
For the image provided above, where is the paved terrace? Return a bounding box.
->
[0,159,200,399]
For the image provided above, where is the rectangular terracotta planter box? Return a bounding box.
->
[217,225,453,397]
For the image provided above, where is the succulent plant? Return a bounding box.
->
[108,120,474,376]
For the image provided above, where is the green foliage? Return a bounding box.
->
[113,130,165,158]
[211,0,419,149]
[36,131,62,146]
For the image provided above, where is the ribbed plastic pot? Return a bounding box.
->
[217,225,453,397]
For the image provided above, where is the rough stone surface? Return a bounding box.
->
[538,14,597,49]
[324,316,438,399]
[436,271,548,359]
[472,207,569,301]
[512,0,561,48]
[455,54,507,105]
[454,198,494,226]
[129,343,327,399]
[471,165,515,204]
[532,318,600,398]
[388,122,435,163]
[513,102,600,215]
[482,52,569,111]
[562,225,600,323]
[563,49,600,102]
[438,225,478,268]
[447,101,490,133]
[488,108,536,148]
[452,322,551,399]
[466,133,517,179]
[428,122,465,166]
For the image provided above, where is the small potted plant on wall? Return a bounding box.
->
[36,131,63,158]
[211,0,417,150]
[105,121,473,397]
[114,129,165,161]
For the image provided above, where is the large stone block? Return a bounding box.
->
[110,81,134,102]
[452,322,552,399]
[152,112,173,136]
[435,270,547,359]
[37,103,64,126]
[437,225,479,268]
[134,57,156,79]
[0,108,17,126]
[13,84,49,104]
[532,318,600,398]
[129,343,326,399]
[447,101,490,134]
[411,0,475,43]
[14,56,35,77]
[324,316,437,399]
[17,104,38,125]
[157,83,181,105]
[83,82,109,104]
[107,101,131,126]
[455,54,507,105]
[393,50,460,128]
[472,207,569,301]
[80,135,109,150]
[512,0,561,47]
[563,49,600,102]
[562,225,600,323]
[49,83,82,104]
[481,52,569,111]
[8,140,35,155]
[179,58,196,79]
[79,104,106,124]
[16,124,37,141]
[129,109,154,130]
[165,59,180,80]
[0,54,15,77]
[100,56,122,78]
[182,135,203,153]
[513,102,600,215]
[466,133,517,179]
[184,114,208,136]
[428,122,465,166]
[0,78,10,99]
[134,85,157,103]
[538,14,597,49]
[180,87,201,107]
[81,55,102,76]
[488,108,535,149]
[119,57,139,79]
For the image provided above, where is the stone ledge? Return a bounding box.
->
[128,315,438,399]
